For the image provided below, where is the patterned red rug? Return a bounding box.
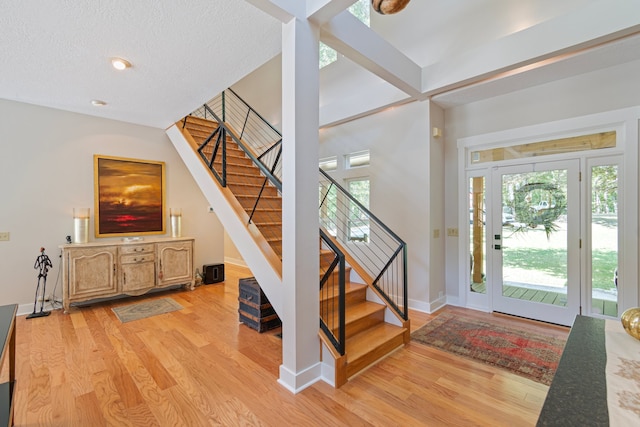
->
[411,312,567,385]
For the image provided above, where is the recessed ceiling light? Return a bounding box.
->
[91,99,107,106]
[111,57,131,71]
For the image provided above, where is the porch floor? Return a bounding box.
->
[471,283,618,317]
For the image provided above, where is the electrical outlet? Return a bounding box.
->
[0,232,9,241]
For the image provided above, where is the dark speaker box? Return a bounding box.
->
[203,264,224,284]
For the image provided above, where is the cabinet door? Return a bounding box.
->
[68,247,118,300]
[121,254,156,294]
[157,240,193,287]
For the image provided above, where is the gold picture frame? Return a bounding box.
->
[94,155,166,237]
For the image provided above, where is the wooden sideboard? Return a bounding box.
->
[60,237,195,312]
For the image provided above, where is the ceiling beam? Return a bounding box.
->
[244,0,300,22]
[307,0,357,25]
[421,0,640,96]
[321,10,423,99]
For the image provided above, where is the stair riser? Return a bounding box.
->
[184,116,407,389]
[345,334,405,378]
[228,184,278,198]
[246,210,281,223]
[251,224,281,238]
[225,174,269,186]
[321,287,366,307]
[343,310,385,339]
[201,154,253,166]
[184,122,217,133]
[321,267,352,284]
[205,162,263,176]
[184,117,218,127]
[320,252,337,269]
[237,197,282,210]
[268,242,282,257]
[199,145,245,158]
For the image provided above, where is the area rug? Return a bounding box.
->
[411,312,567,385]
[112,298,183,323]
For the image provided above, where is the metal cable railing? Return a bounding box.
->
[183,88,407,355]
[183,101,283,257]
[319,169,408,321]
[189,89,283,181]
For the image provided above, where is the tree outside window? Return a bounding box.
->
[320,0,370,68]
[347,178,370,242]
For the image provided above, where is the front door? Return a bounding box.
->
[491,160,580,326]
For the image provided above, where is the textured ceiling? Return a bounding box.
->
[0,1,281,128]
[2,1,639,130]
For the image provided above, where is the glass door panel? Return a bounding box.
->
[590,163,619,317]
[469,177,486,294]
[492,160,580,326]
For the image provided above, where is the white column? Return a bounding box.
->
[277,15,321,393]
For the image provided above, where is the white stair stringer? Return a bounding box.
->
[166,124,283,315]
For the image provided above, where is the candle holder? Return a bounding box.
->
[73,208,90,244]
[170,208,182,238]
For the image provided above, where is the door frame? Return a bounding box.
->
[489,159,580,326]
[457,107,638,321]
[583,155,624,318]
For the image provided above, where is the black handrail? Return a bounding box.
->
[319,169,405,246]
[200,104,282,192]
[319,169,408,321]
[227,88,282,140]
[183,88,407,355]
[320,229,346,355]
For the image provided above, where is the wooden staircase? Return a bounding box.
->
[181,116,283,257]
[180,115,408,387]
[319,249,407,387]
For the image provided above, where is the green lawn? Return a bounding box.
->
[502,248,616,290]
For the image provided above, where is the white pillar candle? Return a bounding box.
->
[73,208,90,244]
[170,208,182,238]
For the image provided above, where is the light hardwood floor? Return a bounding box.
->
[11,264,568,426]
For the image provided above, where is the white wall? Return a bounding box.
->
[443,59,640,304]
[0,99,225,314]
[429,103,446,310]
[320,100,434,310]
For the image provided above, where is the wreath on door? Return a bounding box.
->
[512,182,566,238]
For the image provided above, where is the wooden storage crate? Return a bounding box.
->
[238,277,281,333]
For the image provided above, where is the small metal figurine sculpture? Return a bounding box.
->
[27,247,53,319]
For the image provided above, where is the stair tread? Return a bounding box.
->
[251,221,282,226]
[184,115,407,384]
[346,300,384,321]
[345,323,406,361]
[322,299,384,327]
[236,194,281,200]
[249,207,281,212]
[229,182,273,188]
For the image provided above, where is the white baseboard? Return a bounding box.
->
[18,301,62,317]
[224,257,247,267]
[278,362,322,394]
[408,295,448,314]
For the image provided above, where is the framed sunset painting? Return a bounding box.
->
[94,155,166,237]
